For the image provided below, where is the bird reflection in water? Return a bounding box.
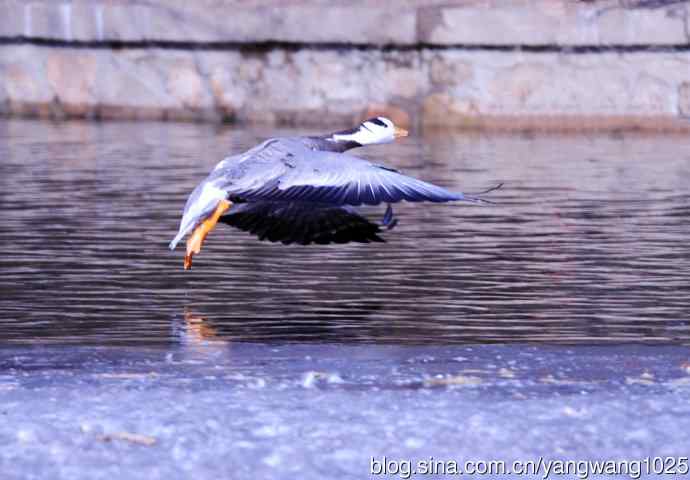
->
[219,201,397,245]
[173,308,226,348]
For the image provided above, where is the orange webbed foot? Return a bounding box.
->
[183,199,232,270]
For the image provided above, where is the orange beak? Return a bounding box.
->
[394,126,409,139]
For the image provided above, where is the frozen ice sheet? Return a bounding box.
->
[1,343,689,479]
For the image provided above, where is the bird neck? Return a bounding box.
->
[308,132,362,153]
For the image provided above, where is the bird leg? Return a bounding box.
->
[184,199,232,270]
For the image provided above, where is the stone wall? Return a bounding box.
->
[1,0,689,129]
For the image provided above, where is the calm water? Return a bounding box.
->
[1,119,689,346]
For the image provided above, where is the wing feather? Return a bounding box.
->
[227,147,474,206]
[219,201,385,245]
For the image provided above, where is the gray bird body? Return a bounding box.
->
[170,130,479,251]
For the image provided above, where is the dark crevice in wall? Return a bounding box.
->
[0,36,689,54]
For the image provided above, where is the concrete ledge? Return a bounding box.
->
[1,0,688,46]
[419,0,690,46]
[1,1,689,128]
[2,44,689,130]
[1,1,417,45]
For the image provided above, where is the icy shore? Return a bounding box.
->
[1,343,689,479]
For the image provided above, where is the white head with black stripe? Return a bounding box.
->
[332,117,408,147]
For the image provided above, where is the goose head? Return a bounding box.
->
[332,117,408,147]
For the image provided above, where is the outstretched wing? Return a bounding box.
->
[171,139,489,250]
[219,201,386,245]
[224,145,482,207]
[222,145,482,206]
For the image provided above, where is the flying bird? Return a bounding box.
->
[170,117,494,269]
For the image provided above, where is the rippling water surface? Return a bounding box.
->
[1,119,689,345]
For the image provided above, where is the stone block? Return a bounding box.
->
[46,51,98,116]
[1,40,689,129]
[5,0,690,49]
[164,59,210,111]
[0,72,7,111]
[423,93,480,127]
[420,1,594,46]
[487,62,554,112]
[208,65,240,120]
[2,60,54,117]
[1,58,53,106]
[388,68,421,99]
[679,83,690,118]
[0,1,23,37]
[429,55,473,86]
[25,1,416,44]
[24,2,71,39]
[419,0,688,46]
[596,4,688,45]
[100,3,150,41]
[257,5,416,44]
[69,2,101,41]
[96,50,177,116]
